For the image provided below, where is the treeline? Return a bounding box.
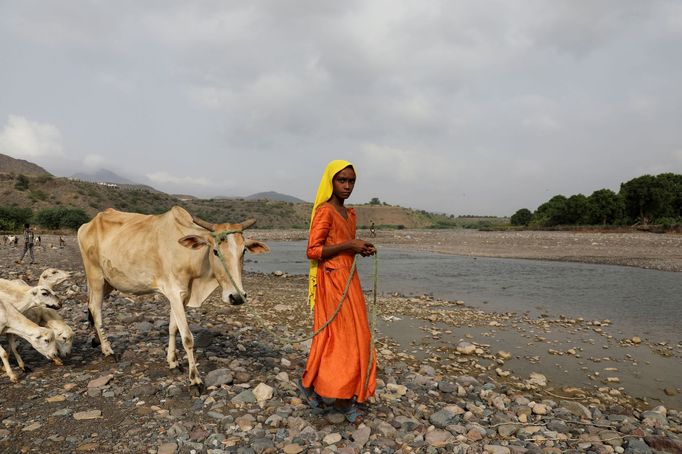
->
[511,173,682,227]
[0,206,90,231]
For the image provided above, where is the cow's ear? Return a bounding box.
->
[245,239,269,255]
[179,235,210,250]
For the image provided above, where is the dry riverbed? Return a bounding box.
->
[0,234,680,453]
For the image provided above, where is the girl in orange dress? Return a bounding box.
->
[299,160,377,421]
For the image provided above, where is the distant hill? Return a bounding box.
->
[71,169,136,185]
[0,153,51,176]
[0,156,501,230]
[245,191,307,203]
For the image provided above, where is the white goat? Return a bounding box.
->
[38,268,72,289]
[11,307,73,366]
[0,279,61,313]
[2,277,73,362]
[0,298,61,382]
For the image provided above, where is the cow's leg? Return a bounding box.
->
[0,344,18,383]
[167,294,202,391]
[8,334,30,372]
[87,277,115,357]
[166,311,181,370]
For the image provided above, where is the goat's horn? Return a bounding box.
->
[240,219,256,230]
[191,215,215,232]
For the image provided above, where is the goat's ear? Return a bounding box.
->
[179,235,210,250]
[245,239,269,255]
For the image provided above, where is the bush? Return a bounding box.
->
[34,207,91,230]
[511,208,533,226]
[14,174,30,191]
[0,206,33,231]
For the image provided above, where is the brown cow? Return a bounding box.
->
[77,206,269,392]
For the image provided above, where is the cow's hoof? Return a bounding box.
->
[189,383,204,397]
[169,363,184,374]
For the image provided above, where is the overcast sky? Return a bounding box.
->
[1,1,681,215]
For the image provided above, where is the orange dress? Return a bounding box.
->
[302,203,377,402]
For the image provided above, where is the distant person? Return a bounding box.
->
[16,223,35,264]
[37,235,42,246]
[369,220,376,238]
[59,236,65,248]
[298,160,377,423]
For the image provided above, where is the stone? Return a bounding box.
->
[497,351,512,360]
[376,421,397,438]
[640,411,667,427]
[73,410,102,420]
[644,435,682,452]
[87,374,113,388]
[235,414,255,431]
[484,446,511,454]
[323,433,342,445]
[251,438,274,453]
[282,443,303,454]
[425,429,453,448]
[623,438,652,454]
[560,401,592,420]
[205,368,234,388]
[231,390,256,404]
[497,423,519,438]
[386,383,407,396]
[158,442,177,454]
[352,426,371,447]
[253,383,274,402]
[46,394,67,403]
[326,412,347,424]
[663,387,677,396]
[528,372,547,387]
[22,422,41,431]
[600,430,623,447]
[430,406,464,428]
[631,336,641,344]
[457,341,476,355]
[532,404,548,415]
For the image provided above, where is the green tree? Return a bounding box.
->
[35,207,90,230]
[0,206,33,230]
[587,189,624,225]
[14,174,30,191]
[620,175,666,224]
[510,208,533,226]
[564,194,590,225]
[533,195,568,226]
[369,197,381,205]
[654,173,682,221]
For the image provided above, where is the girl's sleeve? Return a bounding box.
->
[307,205,332,260]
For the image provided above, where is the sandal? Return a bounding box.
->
[342,404,365,423]
[295,378,321,408]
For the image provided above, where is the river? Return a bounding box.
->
[245,241,682,345]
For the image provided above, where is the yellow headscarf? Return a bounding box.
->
[308,160,354,309]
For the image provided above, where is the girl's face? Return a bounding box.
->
[332,166,356,201]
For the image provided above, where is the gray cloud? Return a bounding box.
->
[1,0,680,214]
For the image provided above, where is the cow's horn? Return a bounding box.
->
[191,215,215,232]
[240,219,256,230]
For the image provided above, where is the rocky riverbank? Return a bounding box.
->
[0,235,680,453]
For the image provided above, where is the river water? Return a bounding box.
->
[245,241,682,344]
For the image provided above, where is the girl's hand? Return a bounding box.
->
[356,240,376,257]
